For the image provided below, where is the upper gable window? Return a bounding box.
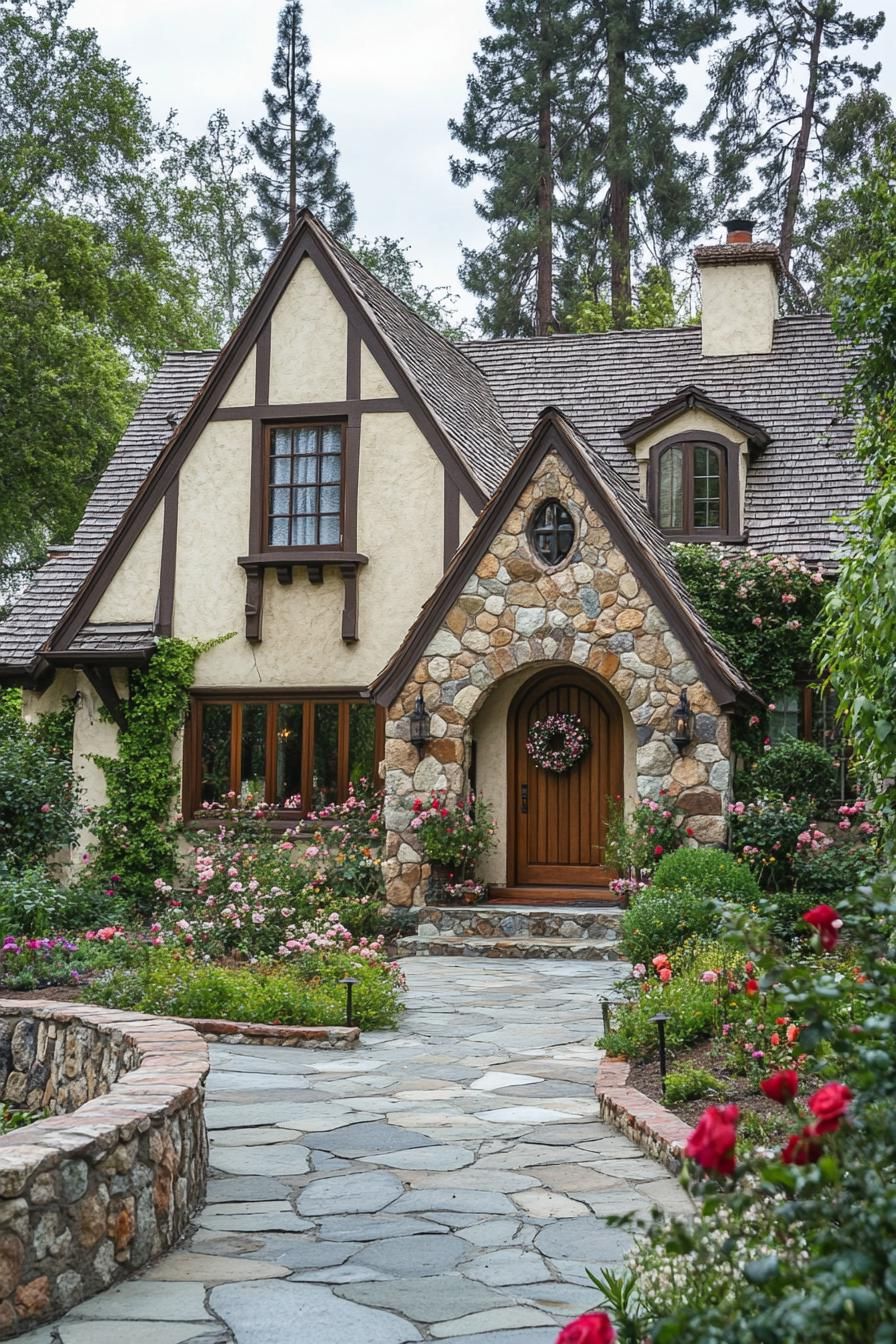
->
[530,499,575,566]
[267,424,343,548]
[651,438,733,540]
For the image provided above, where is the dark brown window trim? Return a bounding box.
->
[263,420,347,552]
[183,689,384,820]
[647,431,741,541]
[210,397,404,421]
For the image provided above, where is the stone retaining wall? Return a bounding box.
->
[416,905,623,943]
[596,1055,693,1175]
[177,1018,360,1048]
[0,1001,209,1337]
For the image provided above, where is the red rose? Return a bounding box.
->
[807,1081,853,1133]
[412,799,423,812]
[654,844,664,856]
[760,1069,799,1104]
[745,978,759,996]
[744,961,755,974]
[685,826,695,837]
[781,1125,823,1165]
[685,1103,739,1176]
[803,903,841,951]
[556,1313,616,1344]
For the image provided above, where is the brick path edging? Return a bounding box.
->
[0,1000,209,1338]
[175,1017,360,1048]
[596,1054,694,1175]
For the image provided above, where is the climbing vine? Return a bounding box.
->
[91,636,224,910]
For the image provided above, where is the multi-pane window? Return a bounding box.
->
[530,500,575,566]
[268,424,343,548]
[188,695,381,815]
[656,441,725,536]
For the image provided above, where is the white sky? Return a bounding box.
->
[71,0,894,317]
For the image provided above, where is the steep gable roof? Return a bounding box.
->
[372,407,759,710]
[618,385,771,451]
[0,211,517,674]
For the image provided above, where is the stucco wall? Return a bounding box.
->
[89,504,164,625]
[219,347,256,408]
[700,261,778,356]
[360,342,396,399]
[382,450,734,906]
[269,258,346,403]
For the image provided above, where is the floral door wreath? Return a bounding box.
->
[526,712,592,774]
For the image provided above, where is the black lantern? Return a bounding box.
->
[409,694,431,755]
[671,688,693,752]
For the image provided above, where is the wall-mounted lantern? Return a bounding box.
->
[409,694,431,756]
[671,688,693,753]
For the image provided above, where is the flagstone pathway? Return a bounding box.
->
[18,958,690,1344]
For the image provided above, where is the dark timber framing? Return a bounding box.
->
[372,407,761,712]
[155,478,180,638]
[443,475,460,570]
[46,211,487,656]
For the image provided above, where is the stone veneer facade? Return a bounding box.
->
[0,1002,208,1337]
[383,451,733,906]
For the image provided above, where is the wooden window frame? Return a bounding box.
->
[647,431,742,542]
[183,689,384,824]
[263,420,346,554]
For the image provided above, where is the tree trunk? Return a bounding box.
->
[607,5,630,329]
[535,0,554,336]
[288,8,298,231]
[779,7,825,274]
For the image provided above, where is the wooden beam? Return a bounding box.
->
[83,665,127,732]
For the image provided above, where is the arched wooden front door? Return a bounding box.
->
[509,669,623,891]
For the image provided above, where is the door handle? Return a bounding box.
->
[521,783,528,814]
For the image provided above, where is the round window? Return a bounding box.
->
[530,499,575,567]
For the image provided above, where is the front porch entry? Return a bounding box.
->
[496,668,623,904]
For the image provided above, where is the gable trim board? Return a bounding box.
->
[46,213,489,658]
[371,407,760,712]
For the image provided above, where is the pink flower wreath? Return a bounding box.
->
[525,712,591,774]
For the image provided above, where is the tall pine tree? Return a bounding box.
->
[249,1,355,248]
[701,0,885,276]
[450,0,725,336]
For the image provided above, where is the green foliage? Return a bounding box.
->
[91,637,223,909]
[412,794,496,879]
[664,1066,728,1106]
[0,867,108,939]
[605,795,685,883]
[85,947,403,1031]
[673,545,825,717]
[603,969,718,1061]
[620,886,721,967]
[600,871,896,1344]
[248,1,355,248]
[564,266,683,334]
[819,154,896,834]
[348,235,468,340]
[0,710,79,870]
[652,847,763,906]
[751,736,840,809]
[0,1103,45,1135]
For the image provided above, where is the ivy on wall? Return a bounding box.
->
[91,636,224,909]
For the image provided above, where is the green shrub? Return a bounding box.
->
[84,947,404,1030]
[652,847,762,905]
[620,886,720,966]
[664,1066,728,1105]
[603,974,718,1061]
[0,867,130,939]
[750,735,840,808]
[0,715,79,870]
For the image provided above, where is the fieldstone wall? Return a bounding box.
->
[0,1001,208,1337]
[383,450,733,906]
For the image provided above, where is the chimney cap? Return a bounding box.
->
[723,216,755,243]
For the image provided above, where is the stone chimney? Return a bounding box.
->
[695,218,782,357]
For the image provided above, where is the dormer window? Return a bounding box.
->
[656,440,725,534]
[648,433,739,541]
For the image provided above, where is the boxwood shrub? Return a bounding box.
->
[651,846,762,905]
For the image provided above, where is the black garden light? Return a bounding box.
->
[650,1012,670,1095]
[340,975,360,1028]
[671,688,693,752]
[409,693,431,756]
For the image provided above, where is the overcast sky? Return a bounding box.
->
[71,0,894,317]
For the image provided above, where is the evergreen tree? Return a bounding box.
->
[249,1,355,249]
[349,236,469,340]
[701,0,885,276]
[450,0,724,336]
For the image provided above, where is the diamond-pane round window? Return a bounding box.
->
[530,499,575,566]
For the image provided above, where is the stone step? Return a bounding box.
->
[401,934,625,961]
[416,903,625,943]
